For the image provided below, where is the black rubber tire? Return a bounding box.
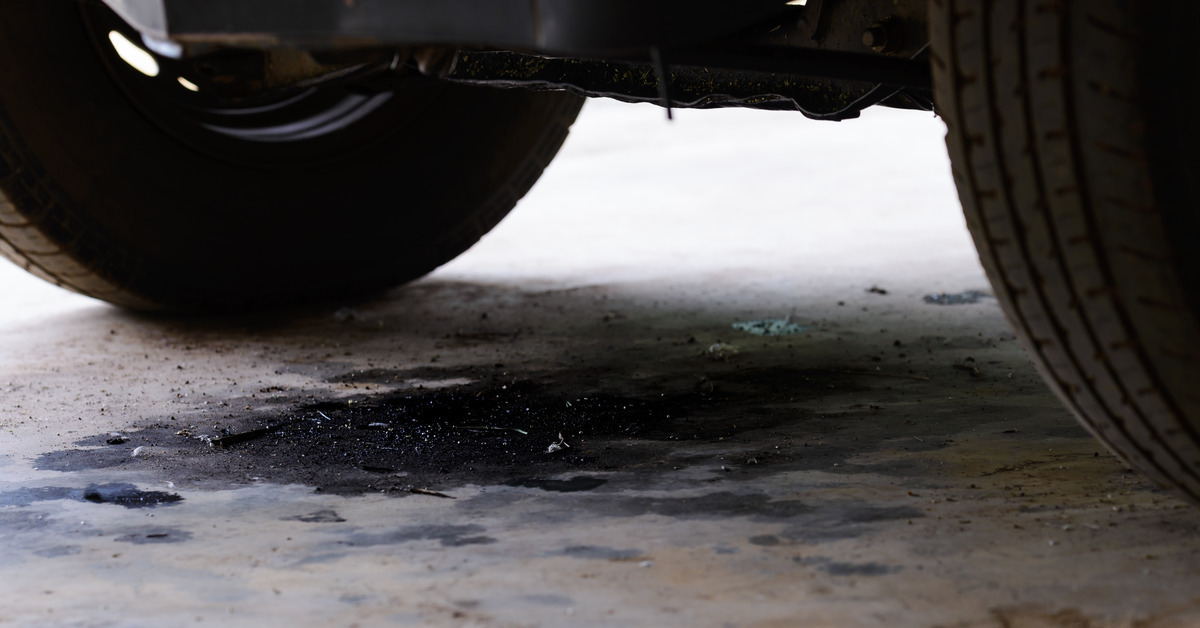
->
[930,0,1200,501]
[0,2,584,310]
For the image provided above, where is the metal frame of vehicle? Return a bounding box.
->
[99,0,933,120]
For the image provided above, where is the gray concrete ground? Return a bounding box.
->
[1,100,1198,628]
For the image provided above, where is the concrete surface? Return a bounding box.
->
[1,99,1198,628]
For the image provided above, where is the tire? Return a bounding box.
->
[930,0,1200,501]
[0,1,584,310]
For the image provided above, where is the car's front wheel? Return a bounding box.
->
[0,1,584,310]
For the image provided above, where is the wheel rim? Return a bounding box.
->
[80,4,437,168]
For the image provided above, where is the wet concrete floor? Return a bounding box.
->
[1,101,1198,627]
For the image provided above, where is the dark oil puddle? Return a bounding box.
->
[211,380,695,494]
[0,483,182,509]
[31,377,700,494]
[28,366,964,496]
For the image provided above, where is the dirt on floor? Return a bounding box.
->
[1,102,1198,627]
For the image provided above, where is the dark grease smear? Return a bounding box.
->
[341,524,495,548]
[285,509,346,523]
[114,528,193,544]
[522,594,576,606]
[610,491,815,519]
[34,545,82,558]
[36,448,133,471]
[923,290,991,305]
[505,476,608,492]
[796,556,903,576]
[554,545,645,560]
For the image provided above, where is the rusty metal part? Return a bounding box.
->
[861,18,905,53]
[748,0,927,62]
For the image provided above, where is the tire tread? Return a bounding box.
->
[933,0,1200,500]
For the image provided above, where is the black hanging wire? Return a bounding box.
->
[649,46,673,120]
